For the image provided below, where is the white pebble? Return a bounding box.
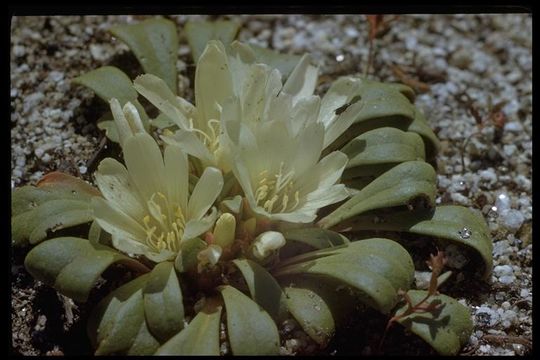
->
[493,265,513,277]
[475,306,500,327]
[479,168,497,185]
[495,193,511,213]
[503,144,517,157]
[499,275,516,285]
[500,209,525,231]
[79,166,88,174]
[450,192,470,205]
[520,289,529,298]
[503,121,524,133]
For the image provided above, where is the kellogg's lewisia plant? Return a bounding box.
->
[12,18,492,356]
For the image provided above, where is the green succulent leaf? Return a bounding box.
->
[185,20,241,62]
[220,285,281,355]
[88,220,112,246]
[283,286,334,346]
[395,290,473,356]
[110,18,179,93]
[143,262,184,342]
[319,161,437,230]
[249,44,304,80]
[341,127,426,170]
[12,172,100,246]
[156,300,222,355]
[88,274,160,355]
[24,237,148,302]
[326,78,439,159]
[232,259,288,323]
[274,239,415,314]
[281,275,359,330]
[280,227,349,250]
[343,205,493,279]
[73,66,149,121]
[406,108,440,160]
[174,237,207,273]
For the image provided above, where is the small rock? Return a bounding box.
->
[493,265,513,277]
[503,121,524,133]
[475,306,500,327]
[499,275,516,285]
[500,209,525,232]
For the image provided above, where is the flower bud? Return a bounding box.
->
[213,213,236,248]
[110,99,146,147]
[123,102,146,134]
[251,231,286,261]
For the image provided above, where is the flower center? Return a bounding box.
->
[254,162,301,213]
[142,192,186,253]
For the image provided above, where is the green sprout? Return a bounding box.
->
[11,17,492,356]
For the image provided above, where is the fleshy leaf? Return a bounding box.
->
[232,259,288,323]
[156,300,222,355]
[110,18,179,93]
[273,238,415,314]
[395,290,473,356]
[24,237,148,302]
[185,20,241,62]
[73,66,149,125]
[325,78,439,159]
[87,274,160,355]
[12,172,101,246]
[319,161,437,230]
[220,285,281,355]
[249,44,303,80]
[341,205,493,279]
[88,220,112,246]
[283,286,334,346]
[281,275,359,332]
[143,261,184,342]
[280,227,350,250]
[341,127,426,170]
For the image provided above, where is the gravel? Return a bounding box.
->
[11,14,532,356]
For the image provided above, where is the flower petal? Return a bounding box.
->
[298,184,349,213]
[161,129,214,165]
[182,207,219,241]
[164,144,189,212]
[123,133,166,200]
[133,74,192,129]
[282,54,318,105]
[293,121,325,176]
[296,151,348,194]
[91,197,147,245]
[289,95,321,134]
[323,98,364,148]
[195,40,233,122]
[94,157,146,220]
[318,76,361,127]
[188,167,224,220]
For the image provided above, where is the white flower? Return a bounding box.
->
[132,40,361,173]
[222,94,349,223]
[91,102,224,262]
